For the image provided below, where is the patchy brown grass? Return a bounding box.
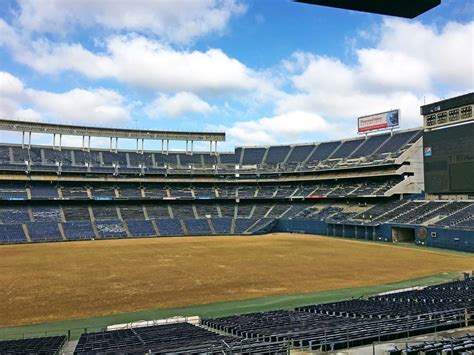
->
[0,233,472,327]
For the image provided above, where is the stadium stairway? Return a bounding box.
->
[207,219,216,235]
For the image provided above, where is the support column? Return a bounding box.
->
[109,137,113,152]
[209,141,212,154]
[141,139,144,154]
[166,140,169,154]
[82,136,85,151]
[161,140,164,154]
[191,140,194,154]
[28,132,32,149]
[21,131,25,149]
[59,134,62,151]
[186,140,188,154]
[115,137,118,153]
[88,136,91,151]
[136,138,139,153]
[214,141,217,154]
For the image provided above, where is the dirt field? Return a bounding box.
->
[1,234,473,327]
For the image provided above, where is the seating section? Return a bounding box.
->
[96,220,127,238]
[27,222,63,242]
[0,128,421,176]
[0,178,404,202]
[388,334,474,355]
[185,218,211,235]
[0,335,66,355]
[126,220,156,237]
[30,185,59,199]
[264,145,290,165]
[351,200,473,228]
[0,183,28,199]
[241,147,266,165]
[211,217,232,234]
[155,218,183,236]
[74,322,286,354]
[234,218,257,233]
[62,222,95,240]
[286,144,314,164]
[32,207,61,222]
[203,278,474,352]
[0,224,27,243]
[0,198,473,244]
[297,278,474,318]
[435,204,474,228]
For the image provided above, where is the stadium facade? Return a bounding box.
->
[0,93,472,251]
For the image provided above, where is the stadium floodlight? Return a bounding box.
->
[295,0,441,18]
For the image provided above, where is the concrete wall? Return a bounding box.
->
[275,219,473,253]
[414,226,474,252]
[276,219,328,235]
[275,220,380,241]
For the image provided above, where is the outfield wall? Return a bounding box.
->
[277,220,381,241]
[415,226,474,252]
[275,219,473,252]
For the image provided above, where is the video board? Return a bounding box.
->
[424,122,474,194]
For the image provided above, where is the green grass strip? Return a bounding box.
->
[0,271,463,340]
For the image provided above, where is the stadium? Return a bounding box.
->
[0,1,473,354]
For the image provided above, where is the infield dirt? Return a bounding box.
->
[1,233,473,327]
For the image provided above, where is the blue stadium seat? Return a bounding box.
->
[126,220,156,237]
[155,219,183,236]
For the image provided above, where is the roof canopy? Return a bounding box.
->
[295,0,441,18]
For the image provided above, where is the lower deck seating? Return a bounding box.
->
[185,218,212,235]
[0,199,472,245]
[211,217,232,234]
[0,335,66,355]
[203,278,474,352]
[95,220,127,238]
[27,222,63,242]
[62,221,95,240]
[155,218,183,236]
[0,224,27,243]
[234,218,257,234]
[74,322,286,354]
[387,334,474,355]
[126,220,156,237]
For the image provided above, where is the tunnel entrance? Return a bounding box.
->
[391,227,416,243]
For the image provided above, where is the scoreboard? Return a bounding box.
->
[422,93,474,195]
[422,93,473,130]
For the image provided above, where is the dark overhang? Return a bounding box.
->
[420,93,474,116]
[295,0,441,19]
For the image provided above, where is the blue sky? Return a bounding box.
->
[0,0,472,151]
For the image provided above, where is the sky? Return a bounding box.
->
[0,0,473,151]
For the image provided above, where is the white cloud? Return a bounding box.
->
[0,71,41,120]
[106,36,259,93]
[377,20,474,88]
[226,111,334,146]
[16,0,246,44]
[26,88,130,124]
[0,71,25,97]
[0,23,261,94]
[0,71,130,125]
[145,92,214,118]
[276,19,474,135]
